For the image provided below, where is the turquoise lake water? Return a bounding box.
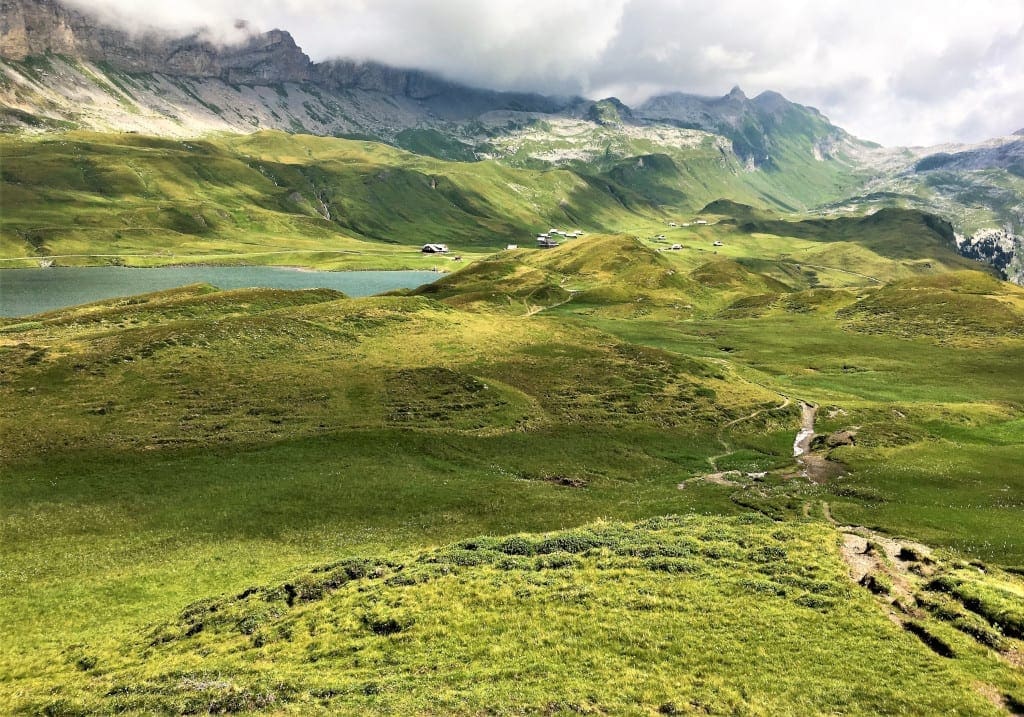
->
[0,266,439,317]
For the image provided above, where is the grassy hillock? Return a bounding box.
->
[1,276,774,461]
[416,234,702,316]
[629,202,990,296]
[836,272,1024,344]
[15,516,1024,715]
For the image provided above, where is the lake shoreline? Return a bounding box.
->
[0,266,442,318]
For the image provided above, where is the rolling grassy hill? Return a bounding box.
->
[2,11,1023,711]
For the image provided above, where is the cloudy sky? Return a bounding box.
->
[71,0,1024,146]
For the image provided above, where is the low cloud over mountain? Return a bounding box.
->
[60,0,1024,146]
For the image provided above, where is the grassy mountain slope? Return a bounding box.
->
[7,119,1013,285]
[0,130,661,265]
[0,274,777,462]
[418,205,993,322]
[0,129,891,270]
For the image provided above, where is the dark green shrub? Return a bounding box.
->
[898,546,928,562]
[497,536,535,556]
[536,532,599,555]
[741,579,786,596]
[643,558,699,574]
[534,554,579,570]
[749,546,787,563]
[360,611,414,636]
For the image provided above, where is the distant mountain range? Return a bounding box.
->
[1,0,1021,282]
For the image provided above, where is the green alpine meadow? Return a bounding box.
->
[1,1,1023,714]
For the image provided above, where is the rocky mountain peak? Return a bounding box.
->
[586,97,632,126]
[725,85,747,102]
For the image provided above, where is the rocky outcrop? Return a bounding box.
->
[316,60,453,99]
[955,229,1022,281]
[586,97,632,126]
[1,0,77,59]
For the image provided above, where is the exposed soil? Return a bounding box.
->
[831,512,1024,672]
[836,521,932,585]
[793,401,847,482]
[974,682,1023,715]
[826,504,941,630]
[517,472,588,488]
[793,401,817,458]
[680,470,774,489]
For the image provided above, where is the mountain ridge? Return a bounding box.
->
[0,0,848,153]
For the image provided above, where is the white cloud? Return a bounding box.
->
[66,0,1024,145]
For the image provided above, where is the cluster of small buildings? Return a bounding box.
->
[654,218,720,251]
[536,228,583,248]
[658,239,724,251]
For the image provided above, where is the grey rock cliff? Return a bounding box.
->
[314,59,574,118]
[1,0,313,83]
[1,0,576,116]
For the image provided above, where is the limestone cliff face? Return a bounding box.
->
[1,0,80,59]
[0,0,313,83]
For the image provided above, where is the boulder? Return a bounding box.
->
[825,430,856,448]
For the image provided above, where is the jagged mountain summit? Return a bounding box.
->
[635,86,853,169]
